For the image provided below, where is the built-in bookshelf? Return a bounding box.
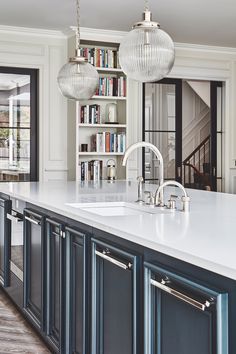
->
[76,40,128,182]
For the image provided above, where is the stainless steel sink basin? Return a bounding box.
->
[65,201,170,217]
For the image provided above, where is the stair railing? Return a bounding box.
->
[183,135,211,187]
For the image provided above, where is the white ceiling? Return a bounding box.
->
[1,0,236,47]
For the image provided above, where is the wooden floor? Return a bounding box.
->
[0,289,51,353]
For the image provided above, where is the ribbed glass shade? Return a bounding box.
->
[57,61,99,100]
[119,27,175,82]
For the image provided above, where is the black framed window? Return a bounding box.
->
[0,67,38,181]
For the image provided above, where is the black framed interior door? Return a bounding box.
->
[210,81,223,192]
[143,79,223,192]
[0,67,38,182]
[142,79,182,184]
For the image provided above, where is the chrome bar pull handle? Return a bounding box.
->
[25,216,41,226]
[151,278,212,312]
[95,250,132,270]
[7,213,23,223]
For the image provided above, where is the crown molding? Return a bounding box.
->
[68,26,127,43]
[68,27,236,54]
[1,24,236,54]
[0,25,67,39]
[175,42,236,55]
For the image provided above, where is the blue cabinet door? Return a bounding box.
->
[23,209,45,330]
[144,262,228,354]
[46,218,65,354]
[91,238,141,354]
[65,226,90,354]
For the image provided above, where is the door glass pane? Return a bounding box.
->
[216,85,223,192]
[145,83,176,131]
[145,132,176,181]
[217,86,222,132]
[144,82,177,183]
[0,73,31,181]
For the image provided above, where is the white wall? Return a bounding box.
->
[0,25,68,181]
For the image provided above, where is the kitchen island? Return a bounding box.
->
[0,180,235,354]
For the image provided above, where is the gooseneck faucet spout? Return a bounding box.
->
[155,180,190,212]
[122,142,164,203]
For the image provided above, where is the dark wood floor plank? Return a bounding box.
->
[0,290,51,353]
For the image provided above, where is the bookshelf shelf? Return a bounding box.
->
[78,124,127,128]
[96,67,123,73]
[78,152,124,156]
[90,95,126,101]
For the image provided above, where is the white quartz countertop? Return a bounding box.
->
[0,180,235,280]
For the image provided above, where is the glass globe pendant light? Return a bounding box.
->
[119,0,175,83]
[57,0,99,100]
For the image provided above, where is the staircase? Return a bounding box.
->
[183,135,211,190]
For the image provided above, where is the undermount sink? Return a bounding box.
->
[65,201,170,217]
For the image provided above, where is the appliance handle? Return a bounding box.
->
[7,213,23,223]
[95,250,132,270]
[25,215,41,226]
[151,278,212,312]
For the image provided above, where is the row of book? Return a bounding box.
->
[79,47,120,69]
[80,104,101,124]
[91,132,126,153]
[78,160,103,181]
[95,77,126,97]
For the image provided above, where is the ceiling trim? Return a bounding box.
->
[67,26,127,43]
[175,42,236,55]
[0,25,67,38]
[0,24,236,54]
[72,27,236,53]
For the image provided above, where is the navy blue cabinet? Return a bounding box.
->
[23,209,45,330]
[91,238,141,354]
[0,195,10,287]
[0,197,233,354]
[65,226,90,354]
[45,218,65,353]
[144,262,228,354]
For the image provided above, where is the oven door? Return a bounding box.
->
[7,210,24,282]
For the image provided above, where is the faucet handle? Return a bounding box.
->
[181,195,190,212]
[144,191,155,206]
[167,195,179,210]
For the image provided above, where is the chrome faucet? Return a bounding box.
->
[122,142,164,203]
[155,180,190,212]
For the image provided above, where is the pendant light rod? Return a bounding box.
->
[144,0,149,11]
[75,0,80,54]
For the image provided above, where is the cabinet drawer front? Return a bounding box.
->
[144,263,228,354]
[91,238,141,354]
